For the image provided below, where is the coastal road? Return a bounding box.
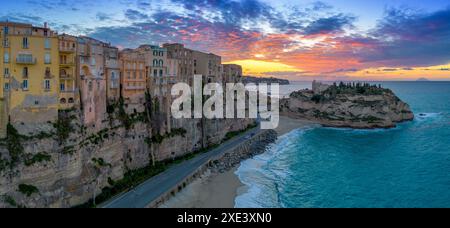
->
[101,126,261,208]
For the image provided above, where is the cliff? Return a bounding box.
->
[242,76,290,85]
[280,81,414,129]
[0,105,254,208]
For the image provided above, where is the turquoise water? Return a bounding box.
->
[236,82,450,208]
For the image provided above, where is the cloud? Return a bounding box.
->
[96,12,112,21]
[124,9,149,21]
[356,7,450,67]
[303,14,355,35]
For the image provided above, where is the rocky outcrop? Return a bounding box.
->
[242,76,290,85]
[281,82,414,129]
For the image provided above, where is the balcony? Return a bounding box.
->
[16,56,36,65]
[60,73,74,79]
[125,85,146,90]
[59,46,76,53]
[60,61,75,67]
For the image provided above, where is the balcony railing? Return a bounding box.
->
[16,56,37,64]
[60,61,75,66]
[59,46,76,53]
[60,74,73,79]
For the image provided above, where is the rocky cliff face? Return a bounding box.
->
[0,107,254,208]
[281,82,414,129]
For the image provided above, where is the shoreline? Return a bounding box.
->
[159,116,313,208]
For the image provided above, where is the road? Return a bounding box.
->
[101,126,260,208]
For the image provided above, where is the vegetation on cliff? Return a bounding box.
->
[18,184,39,197]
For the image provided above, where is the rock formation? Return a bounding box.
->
[281,81,414,129]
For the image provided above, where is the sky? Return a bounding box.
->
[1,0,450,81]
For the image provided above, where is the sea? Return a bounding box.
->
[235,81,450,208]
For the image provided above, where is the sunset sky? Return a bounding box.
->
[1,0,450,81]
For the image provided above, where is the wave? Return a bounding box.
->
[416,112,441,119]
[234,128,312,208]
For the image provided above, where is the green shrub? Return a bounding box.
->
[6,123,24,165]
[18,184,39,197]
[24,153,52,166]
[53,114,74,144]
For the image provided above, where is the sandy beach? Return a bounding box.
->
[159,116,313,208]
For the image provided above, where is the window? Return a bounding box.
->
[88,81,93,92]
[22,80,28,90]
[127,72,131,79]
[44,38,51,49]
[4,83,9,91]
[133,72,136,79]
[139,72,143,79]
[4,52,9,63]
[23,67,28,78]
[159,69,163,77]
[153,59,158,67]
[153,51,157,56]
[3,26,8,35]
[159,60,163,66]
[4,68,9,77]
[153,69,158,77]
[91,57,96,65]
[23,37,29,48]
[60,83,65,91]
[44,80,51,90]
[45,53,51,64]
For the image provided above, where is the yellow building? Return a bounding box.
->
[0,22,60,136]
[58,34,78,110]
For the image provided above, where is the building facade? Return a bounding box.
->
[163,43,194,86]
[77,36,107,131]
[223,64,243,84]
[193,51,222,84]
[104,45,120,103]
[119,48,147,113]
[58,34,78,110]
[0,22,60,135]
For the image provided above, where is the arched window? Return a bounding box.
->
[68,98,74,103]
[159,69,163,77]
[159,51,164,56]
[153,59,158,67]
[159,60,163,66]
[60,98,67,104]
